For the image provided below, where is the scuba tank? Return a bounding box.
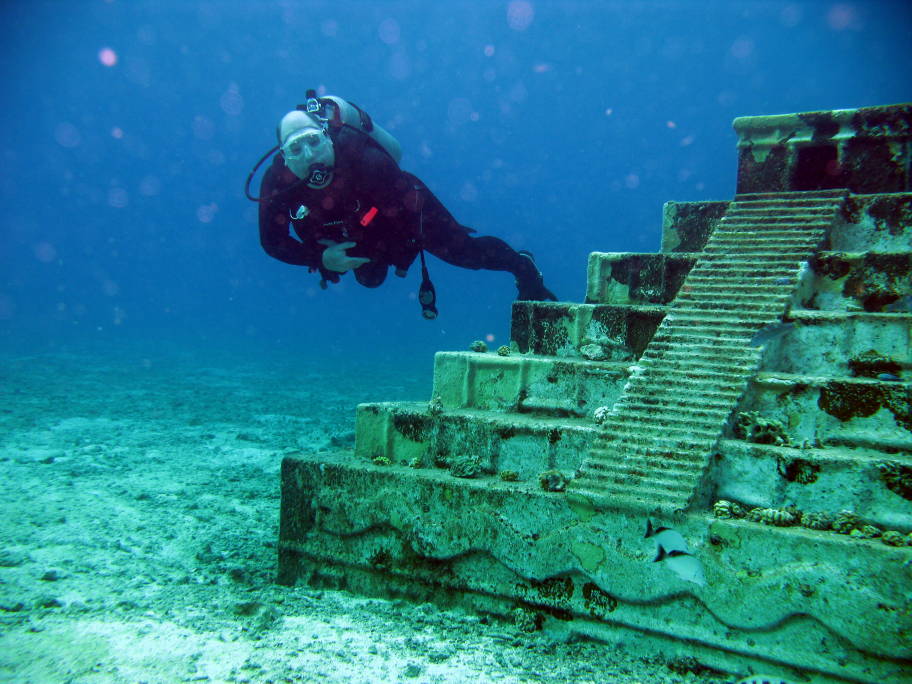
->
[302,91,402,163]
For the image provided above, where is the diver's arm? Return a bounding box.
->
[258,161,322,267]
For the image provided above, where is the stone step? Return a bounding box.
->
[431,351,628,418]
[510,301,665,359]
[644,334,757,350]
[707,231,825,242]
[684,269,804,279]
[644,337,755,352]
[685,269,805,282]
[671,297,785,313]
[682,276,797,289]
[721,211,832,220]
[670,306,784,321]
[710,230,829,242]
[585,459,699,482]
[596,421,722,441]
[644,342,754,357]
[662,314,779,332]
[640,361,757,378]
[641,354,758,372]
[583,463,707,489]
[702,247,816,259]
[617,397,735,415]
[740,372,912,449]
[589,448,709,469]
[714,438,912,532]
[674,290,787,303]
[577,468,698,495]
[627,379,747,400]
[594,431,720,452]
[355,402,596,481]
[640,365,752,382]
[569,482,694,510]
[762,311,912,375]
[625,384,744,403]
[599,405,729,427]
[699,251,814,262]
[590,442,717,465]
[584,252,698,306]
[662,323,765,336]
[730,195,843,205]
[734,189,847,200]
[602,409,727,432]
[631,367,751,384]
[718,219,830,229]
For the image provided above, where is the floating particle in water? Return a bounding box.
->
[98,47,117,67]
[378,18,400,45]
[506,0,534,31]
[827,3,859,31]
[108,187,129,209]
[54,122,81,148]
[34,242,57,263]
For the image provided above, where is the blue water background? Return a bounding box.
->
[1,1,910,368]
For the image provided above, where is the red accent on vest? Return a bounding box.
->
[359,206,379,227]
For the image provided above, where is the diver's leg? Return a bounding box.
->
[419,190,556,301]
[354,260,389,288]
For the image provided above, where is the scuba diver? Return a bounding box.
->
[246,90,556,319]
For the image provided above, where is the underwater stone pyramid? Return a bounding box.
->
[278,103,912,683]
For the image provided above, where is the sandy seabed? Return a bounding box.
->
[0,346,734,683]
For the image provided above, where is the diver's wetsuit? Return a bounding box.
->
[258,126,553,298]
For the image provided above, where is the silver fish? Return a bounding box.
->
[644,519,690,553]
[653,545,706,587]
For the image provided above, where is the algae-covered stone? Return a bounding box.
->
[450,456,482,479]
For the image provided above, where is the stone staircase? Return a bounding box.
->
[571,190,848,512]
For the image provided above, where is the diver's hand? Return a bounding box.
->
[318,240,371,273]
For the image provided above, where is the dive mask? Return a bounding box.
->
[280,125,335,186]
[281,128,326,160]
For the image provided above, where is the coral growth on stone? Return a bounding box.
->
[800,511,833,530]
[734,411,789,446]
[592,406,612,425]
[832,510,863,534]
[450,456,482,479]
[713,500,746,519]
[427,396,444,416]
[747,507,800,526]
[877,461,912,501]
[538,469,568,492]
